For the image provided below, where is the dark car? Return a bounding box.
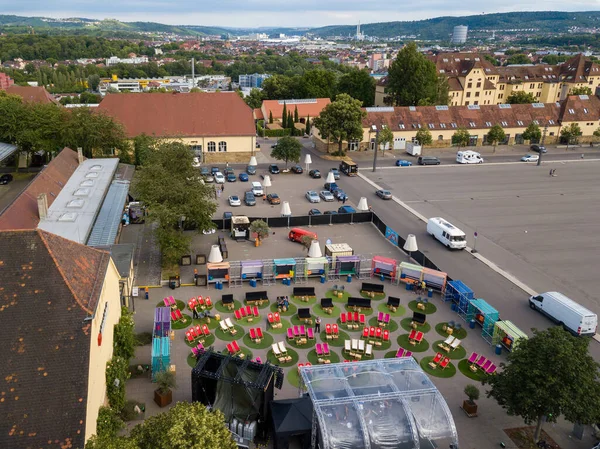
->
[338,205,357,214]
[324,182,339,193]
[329,168,340,180]
[224,167,234,175]
[244,191,256,206]
[308,208,322,215]
[246,165,257,175]
[309,169,321,178]
[267,193,281,204]
[417,156,441,166]
[211,166,220,174]
[269,164,280,174]
[334,189,347,201]
[200,167,210,176]
[226,173,237,182]
[530,144,547,153]
[291,165,303,174]
[324,210,338,215]
[376,189,392,200]
[0,174,13,185]
[239,173,249,182]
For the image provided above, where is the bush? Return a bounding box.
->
[96,406,123,438]
[121,400,145,422]
[264,128,291,137]
[114,307,136,360]
[134,332,153,346]
[464,384,480,404]
[331,150,346,157]
[106,356,130,412]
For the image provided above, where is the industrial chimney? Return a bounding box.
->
[37,193,48,220]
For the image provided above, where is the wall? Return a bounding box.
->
[84,258,122,442]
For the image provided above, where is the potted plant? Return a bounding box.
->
[154,370,176,407]
[462,384,480,417]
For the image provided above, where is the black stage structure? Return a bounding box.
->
[270,396,313,449]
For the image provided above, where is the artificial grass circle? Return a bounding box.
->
[307,348,340,365]
[291,314,314,326]
[434,322,468,340]
[291,295,317,307]
[397,333,430,353]
[252,299,271,310]
[192,316,218,330]
[377,302,406,318]
[343,305,374,316]
[187,352,200,368]
[172,313,192,330]
[312,304,342,318]
[215,324,245,342]
[368,316,399,333]
[223,346,253,361]
[326,290,351,303]
[215,299,242,314]
[400,318,431,333]
[420,356,457,378]
[359,291,386,301]
[242,331,274,350]
[287,335,317,350]
[268,318,291,335]
[156,299,185,311]
[408,300,437,315]
[184,333,215,348]
[457,359,489,381]
[269,302,297,317]
[319,330,350,347]
[267,346,299,367]
[234,316,264,327]
[431,340,467,360]
[287,367,301,388]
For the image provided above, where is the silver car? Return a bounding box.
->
[305,190,321,203]
[319,190,335,202]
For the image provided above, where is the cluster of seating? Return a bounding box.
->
[344,339,373,360]
[320,297,334,314]
[443,320,462,335]
[293,287,316,301]
[248,328,264,343]
[387,296,400,312]
[222,294,235,311]
[324,323,340,340]
[226,340,243,357]
[219,318,237,335]
[187,296,213,312]
[340,311,366,329]
[272,341,292,363]
[468,352,497,374]
[191,343,205,357]
[185,324,211,344]
[297,308,312,325]
[360,282,385,297]
[315,343,332,363]
[245,291,269,306]
[408,329,425,345]
[267,312,282,329]
[234,305,260,323]
[170,309,185,322]
[347,297,372,311]
[297,362,313,372]
[163,296,177,309]
[286,325,315,344]
[395,347,413,358]
[437,336,462,352]
[377,312,391,327]
[411,312,427,326]
[428,353,451,370]
[361,326,390,346]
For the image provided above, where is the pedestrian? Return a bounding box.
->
[194,268,198,280]
[217,188,221,198]
[581,153,585,159]
[192,308,199,320]
[549,168,553,177]
[315,316,321,333]
[343,196,347,205]
[221,184,224,192]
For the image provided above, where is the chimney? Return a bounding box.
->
[77,147,84,164]
[37,193,48,220]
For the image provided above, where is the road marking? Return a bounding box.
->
[372,158,600,169]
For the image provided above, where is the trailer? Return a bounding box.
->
[324,243,353,264]
[405,142,422,156]
[231,216,250,240]
[339,160,358,176]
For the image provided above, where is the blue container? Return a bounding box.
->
[495,344,502,355]
[242,273,247,279]
[320,275,326,284]
[450,303,457,312]
[469,319,476,329]
[249,279,257,288]
[380,274,385,282]
[400,273,406,279]
[405,283,412,291]
[428,288,433,298]
[347,275,352,283]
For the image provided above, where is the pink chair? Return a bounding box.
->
[316,344,323,356]
[323,343,330,355]
[405,350,413,357]
[475,356,488,369]
[307,328,315,339]
[377,312,384,322]
[293,326,300,337]
[287,328,294,340]
[164,298,171,307]
[481,360,493,372]
[395,347,405,358]
[254,357,262,364]
[467,352,479,364]
[384,314,390,325]
[191,347,199,356]
[197,342,205,352]
[169,296,176,307]
[486,363,497,375]
[300,325,306,336]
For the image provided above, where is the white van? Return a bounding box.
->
[427,217,467,250]
[456,150,484,164]
[529,292,597,336]
[251,181,264,197]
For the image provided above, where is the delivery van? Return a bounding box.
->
[288,228,317,244]
[427,217,467,250]
[529,291,597,336]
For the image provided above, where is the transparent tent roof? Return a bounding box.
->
[299,358,458,449]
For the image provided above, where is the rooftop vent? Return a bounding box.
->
[58,212,78,222]
[80,180,94,187]
[85,172,99,179]
[66,199,85,208]
[74,188,91,197]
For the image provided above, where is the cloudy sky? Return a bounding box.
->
[1,1,597,28]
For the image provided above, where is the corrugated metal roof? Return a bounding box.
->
[86,180,130,246]
[0,142,18,163]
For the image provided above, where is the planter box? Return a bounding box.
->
[461,400,478,417]
[154,389,172,408]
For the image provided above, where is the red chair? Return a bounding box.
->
[175,309,183,320]
[234,310,242,320]
[362,327,369,338]
[194,324,201,335]
[186,332,194,343]
[332,324,339,335]
[353,312,359,323]
[274,312,281,323]
[383,330,390,342]
[250,328,257,340]
[240,307,247,318]
[245,305,252,316]
[359,314,366,326]
[205,297,212,307]
[252,306,259,317]
[170,310,178,322]
[257,328,264,339]
[408,329,417,341]
[369,326,376,338]
[439,357,451,369]
[375,328,383,340]
[340,313,347,324]
[232,340,241,353]
[268,313,274,324]
[226,343,234,353]
[197,297,205,307]
[202,325,210,336]
[326,324,332,335]
[346,311,352,322]
[415,331,424,343]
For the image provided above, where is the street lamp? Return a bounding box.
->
[249,156,257,167]
[208,245,223,263]
[371,125,380,172]
[263,175,271,196]
[403,234,418,260]
[325,171,336,183]
[304,154,312,173]
[537,125,548,166]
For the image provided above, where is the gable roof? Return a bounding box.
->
[0,148,81,230]
[429,53,498,77]
[261,98,331,120]
[559,94,600,122]
[0,229,111,449]
[3,85,57,104]
[97,92,256,138]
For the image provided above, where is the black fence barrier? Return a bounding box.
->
[309,214,333,226]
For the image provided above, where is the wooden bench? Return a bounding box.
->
[298,308,313,325]
[222,294,234,310]
[245,291,269,305]
[347,297,372,310]
[361,282,384,294]
[412,312,427,325]
[293,287,316,297]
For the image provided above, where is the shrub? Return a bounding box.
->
[464,384,480,404]
[106,355,130,412]
[113,307,135,361]
[121,400,145,422]
[134,332,153,346]
[96,406,123,438]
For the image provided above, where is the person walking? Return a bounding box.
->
[342,196,347,205]
[315,316,321,333]
[221,184,225,192]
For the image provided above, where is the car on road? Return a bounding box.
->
[0,173,14,185]
[223,211,233,219]
[291,165,303,174]
[246,165,256,175]
[324,182,339,193]
[309,169,321,178]
[417,156,441,165]
[319,190,335,202]
[244,191,256,206]
[228,195,241,207]
[269,164,280,174]
[521,154,539,162]
[329,168,340,180]
[338,205,356,214]
[395,159,413,167]
[200,167,210,176]
[530,144,547,153]
[224,167,234,175]
[226,173,237,182]
[211,166,220,175]
[192,157,201,168]
[334,189,347,201]
[308,208,322,215]
[239,173,249,182]
[324,210,338,215]
[376,189,392,200]
[267,193,281,204]
[214,172,225,183]
[305,190,320,203]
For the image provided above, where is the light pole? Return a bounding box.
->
[304,154,312,173]
[371,125,380,173]
[537,125,548,166]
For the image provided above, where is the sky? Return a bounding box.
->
[1,1,598,28]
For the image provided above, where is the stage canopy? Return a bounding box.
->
[299,358,458,449]
[270,397,313,449]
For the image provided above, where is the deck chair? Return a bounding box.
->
[351,339,358,351]
[250,328,257,340]
[219,320,229,333]
[293,326,300,337]
[255,357,262,364]
[274,312,281,323]
[191,346,200,357]
[300,325,306,336]
[323,343,330,355]
[326,323,332,336]
[472,355,487,372]
[481,359,493,372]
[168,296,176,307]
[404,350,413,357]
[170,310,178,322]
[450,338,462,351]
[174,309,183,321]
[428,352,443,368]
[232,340,241,355]
[365,344,373,357]
[396,347,406,358]
[163,298,171,308]
[344,340,351,353]
[332,324,339,336]
[268,313,274,325]
[383,330,390,342]
[316,343,323,356]
[287,328,294,340]
[271,343,281,357]
[369,326,376,338]
[257,328,264,340]
[205,297,213,308]
[486,363,497,375]
[240,307,247,318]
[359,314,366,326]
[340,313,347,325]
[415,331,424,343]
[307,328,315,339]
[234,309,242,320]
[384,314,390,325]
[375,328,382,340]
[186,332,195,344]
[377,312,384,324]
[252,306,259,317]
[467,352,479,364]
[278,341,287,354]
[439,357,451,369]
[362,327,369,338]
[297,363,304,372]
[197,342,205,352]
[358,339,365,353]
[438,335,455,352]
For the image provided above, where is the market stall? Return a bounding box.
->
[468,299,499,343]
[273,258,296,279]
[492,320,528,352]
[324,243,353,264]
[207,261,231,283]
[444,280,475,324]
[241,260,264,279]
[421,267,447,291]
[398,262,423,284]
[305,257,329,277]
[372,256,397,280]
[334,255,360,276]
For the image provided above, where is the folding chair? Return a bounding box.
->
[467,352,479,364]
[369,326,376,338]
[362,327,369,338]
[255,357,262,364]
[297,363,304,372]
[358,340,365,353]
[384,314,390,326]
[307,328,315,339]
[240,307,247,318]
[332,324,339,336]
[346,311,352,323]
[205,297,213,308]
[186,331,195,344]
[408,329,417,341]
[404,350,413,357]
[438,335,455,352]
[197,342,205,352]
[359,314,366,326]
[428,352,443,369]
[268,313,275,326]
[274,312,281,323]
[287,328,294,340]
[234,309,242,320]
[197,297,205,309]
[344,340,351,353]
[232,340,241,355]
[164,298,171,308]
[377,312,384,324]
[383,330,390,342]
[340,313,347,325]
[486,363,497,375]
[245,305,252,317]
[272,343,281,357]
[300,325,306,336]
[365,344,373,357]
[278,341,287,354]
[439,357,451,369]
[396,347,405,358]
[353,312,359,323]
[194,324,202,336]
[250,328,257,340]
[415,331,424,343]
[473,356,487,372]
[220,320,229,333]
[225,318,235,333]
[293,326,300,337]
[257,328,264,340]
[316,343,324,356]
[326,323,332,337]
[175,309,183,321]
[481,360,492,372]
[450,338,462,351]
[168,296,176,307]
[351,339,359,351]
[170,310,178,322]
[375,328,382,340]
[226,343,234,354]
[252,306,259,318]
[188,299,196,310]
[191,346,200,357]
[323,343,330,355]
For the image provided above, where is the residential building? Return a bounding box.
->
[98,92,256,162]
[238,73,271,89]
[0,228,122,449]
[260,98,331,123]
[2,85,57,104]
[0,72,14,89]
[105,55,149,66]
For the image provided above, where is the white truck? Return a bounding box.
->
[406,142,422,156]
[426,217,467,250]
[529,291,597,336]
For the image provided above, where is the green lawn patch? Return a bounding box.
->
[215,299,242,314]
[434,322,468,340]
[267,347,299,367]
[431,340,467,360]
[400,318,431,333]
[326,290,351,303]
[307,348,340,365]
[242,331,274,350]
[187,352,199,368]
[287,335,317,350]
[269,302,297,316]
[319,330,350,347]
[291,314,314,326]
[287,367,301,388]
[312,304,342,318]
[457,359,489,381]
[134,332,153,346]
[397,333,430,353]
[343,305,374,316]
[408,300,437,315]
[368,316,398,333]
[156,299,185,311]
[215,324,245,342]
[269,318,291,335]
[369,339,392,351]
[335,318,363,332]
[171,313,192,330]
[223,346,253,361]
[420,356,456,378]
[377,302,405,317]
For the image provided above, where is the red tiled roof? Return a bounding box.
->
[429,53,498,76]
[3,85,57,104]
[97,92,255,138]
[261,98,331,120]
[253,108,264,120]
[559,95,600,122]
[0,148,80,230]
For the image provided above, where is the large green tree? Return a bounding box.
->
[522,122,542,143]
[561,123,582,148]
[386,43,448,106]
[452,128,471,148]
[486,124,506,153]
[313,93,366,154]
[569,86,593,96]
[506,91,536,104]
[300,69,337,99]
[337,69,376,106]
[485,327,600,443]
[507,54,531,65]
[415,128,433,147]
[243,88,265,109]
[271,136,302,167]
[375,126,394,151]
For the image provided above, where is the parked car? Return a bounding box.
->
[0,174,13,185]
[376,189,392,200]
[305,190,320,203]
[224,167,234,175]
[308,208,322,215]
[267,193,281,204]
[211,166,220,175]
[324,210,338,215]
[269,164,280,174]
[246,165,257,175]
[334,189,347,201]
[329,168,340,180]
[530,144,547,153]
[228,195,241,206]
[309,169,321,178]
[338,205,357,213]
[214,172,225,183]
[417,156,441,165]
[324,182,339,192]
[395,159,413,167]
[251,181,264,196]
[244,191,256,206]
[239,173,249,182]
[291,165,303,174]
[521,154,539,162]
[200,167,210,176]
[319,190,335,202]
[226,173,237,182]
[204,174,214,183]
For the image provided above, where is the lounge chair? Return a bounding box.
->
[323,343,330,355]
[278,341,287,354]
[186,332,195,344]
[252,306,259,317]
[486,363,497,375]
[438,335,455,352]
[340,313,347,325]
[467,352,479,364]
[287,328,294,340]
[332,324,339,336]
[293,326,300,337]
[375,328,382,340]
[272,343,281,357]
[255,357,262,364]
[344,340,351,353]
[358,340,365,353]
[300,325,306,336]
[384,314,390,326]
[428,352,443,368]
[219,320,229,333]
[471,355,487,372]
[316,343,323,356]
[404,350,413,357]
[362,327,369,338]
[365,344,373,357]
[225,318,234,329]
[202,324,210,336]
[257,328,264,339]
[396,347,405,358]
[351,339,358,351]
[450,338,462,351]
[234,309,242,320]
[359,314,366,326]
[439,357,451,369]
[408,329,417,341]
[383,330,390,342]
[369,326,376,338]
[191,346,200,357]
[307,328,315,339]
[481,360,492,372]
[415,331,424,343]
[250,328,257,340]
[377,312,384,324]
[164,298,171,308]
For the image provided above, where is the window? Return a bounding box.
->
[348,141,360,151]
[517,120,524,126]
[533,120,539,125]
[440,123,447,129]
[530,83,535,89]
[584,108,589,113]
[474,101,479,105]
[500,85,505,90]
[190,145,202,153]
[485,121,492,127]
[498,94,503,99]
[475,92,480,97]
[568,109,575,114]
[465,101,469,105]
[469,122,476,127]
[536,92,541,97]
[218,141,227,152]
[476,82,481,88]
[538,83,543,88]
[428,124,435,129]
[467,83,472,89]
[466,92,471,98]
[438,135,444,141]
[451,123,457,128]
[399,123,405,129]
[548,120,555,125]
[207,141,216,152]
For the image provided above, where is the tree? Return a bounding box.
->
[486,124,506,153]
[133,133,155,166]
[561,123,582,149]
[569,86,593,96]
[88,74,101,91]
[593,127,600,144]
[281,102,287,128]
[506,91,536,104]
[269,110,273,124]
[113,307,135,361]
[451,128,471,148]
[415,128,433,147]
[522,122,542,143]
[243,88,265,109]
[507,54,531,65]
[288,111,294,130]
[249,219,269,243]
[305,115,311,135]
[313,93,366,154]
[300,234,316,251]
[375,126,394,151]
[300,69,336,99]
[485,327,600,443]
[270,136,302,167]
[337,69,376,106]
[386,42,448,106]
[294,105,299,123]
